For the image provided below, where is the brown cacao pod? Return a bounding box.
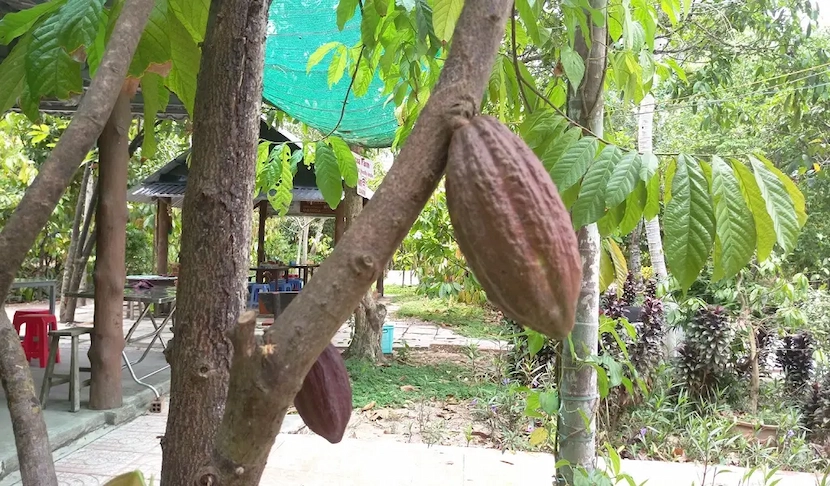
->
[294,344,352,443]
[445,115,582,340]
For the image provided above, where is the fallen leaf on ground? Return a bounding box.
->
[400,385,418,392]
[360,401,376,412]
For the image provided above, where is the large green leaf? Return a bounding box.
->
[26,13,83,100]
[639,151,658,181]
[710,156,756,281]
[315,143,344,209]
[85,9,108,77]
[619,180,646,235]
[329,137,358,187]
[572,145,617,229]
[307,42,341,72]
[599,243,615,293]
[336,0,360,30]
[749,156,799,253]
[267,144,295,216]
[549,136,598,191]
[541,125,580,172]
[0,33,31,114]
[519,110,566,157]
[128,0,171,77]
[597,202,625,237]
[54,0,105,54]
[327,45,348,87]
[515,0,542,45]
[755,154,806,227]
[169,0,208,43]
[166,12,200,116]
[140,73,168,159]
[732,160,775,262]
[643,172,660,220]
[433,0,463,42]
[607,238,628,290]
[663,155,715,291]
[605,151,640,207]
[561,45,584,88]
[0,0,66,45]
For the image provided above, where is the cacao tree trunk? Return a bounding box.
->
[557,0,606,481]
[201,2,512,483]
[89,90,132,410]
[59,162,93,320]
[0,0,155,481]
[159,0,269,481]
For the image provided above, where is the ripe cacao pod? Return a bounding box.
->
[294,344,352,443]
[445,115,582,340]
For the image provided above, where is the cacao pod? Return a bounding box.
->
[294,344,353,443]
[445,115,582,340]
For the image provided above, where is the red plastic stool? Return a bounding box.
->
[13,313,60,368]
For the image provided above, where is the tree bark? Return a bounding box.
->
[156,198,171,275]
[343,186,386,362]
[194,2,512,484]
[159,0,269,482]
[629,221,642,283]
[64,176,98,320]
[59,162,93,319]
[89,89,132,410]
[557,0,606,481]
[0,0,155,481]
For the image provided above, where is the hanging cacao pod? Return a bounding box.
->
[445,115,582,340]
[294,344,352,443]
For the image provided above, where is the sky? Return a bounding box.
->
[818,0,830,26]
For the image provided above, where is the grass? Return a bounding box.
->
[384,284,503,340]
[345,357,497,408]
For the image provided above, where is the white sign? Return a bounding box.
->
[356,155,375,199]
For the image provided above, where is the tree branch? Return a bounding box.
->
[0,0,156,483]
[208,0,514,483]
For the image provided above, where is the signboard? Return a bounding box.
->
[300,201,336,216]
[356,155,374,199]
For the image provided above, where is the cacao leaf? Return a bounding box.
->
[605,151,640,208]
[572,145,617,229]
[0,32,30,114]
[749,156,799,253]
[54,0,105,55]
[607,238,628,291]
[539,390,559,415]
[732,159,775,262]
[104,471,146,486]
[643,172,661,220]
[85,9,107,77]
[550,136,598,191]
[169,0,208,43]
[328,45,349,87]
[619,180,646,236]
[599,243,615,293]
[664,154,715,291]
[0,0,65,45]
[519,110,566,157]
[336,0,360,30]
[166,11,199,116]
[139,73,169,159]
[26,13,83,100]
[541,125,581,172]
[561,45,584,88]
[329,137,358,187]
[432,0,463,42]
[307,42,341,73]
[597,201,625,237]
[529,427,549,446]
[315,143,343,209]
[516,0,542,44]
[754,153,806,227]
[268,144,295,216]
[128,0,171,78]
[710,156,755,281]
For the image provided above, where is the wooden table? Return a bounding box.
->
[65,287,176,399]
[250,264,319,285]
[11,278,57,314]
[126,275,177,287]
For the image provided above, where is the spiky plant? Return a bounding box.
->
[622,272,637,305]
[676,305,734,399]
[777,332,814,396]
[631,295,665,381]
[644,278,657,299]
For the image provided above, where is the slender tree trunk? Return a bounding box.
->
[343,186,386,362]
[59,162,93,320]
[159,0,268,481]
[156,198,171,275]
[557,0,606,481]
[63,170,97,321]
[629,221,642,283]
[89,90,132,410]
[0,0,155,481]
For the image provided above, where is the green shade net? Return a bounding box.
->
[264,0,399,148]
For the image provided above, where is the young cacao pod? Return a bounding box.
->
[294,344,353,443]
[445,115,582,340]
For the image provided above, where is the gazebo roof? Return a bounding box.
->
[127,119,369,217]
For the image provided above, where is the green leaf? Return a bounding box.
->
[268,144,295,216]
[315,143,343,208]
[19,82,40,121]
[329,137,358,187]
[608,238,628,290]
[26,13,83,100]
[526,329,546,357]
[519,110,566,157]
[643,172,660,220]
[128,0,171,78]
[710,156,756,281]
[541,125,580,172]
[664,155,715,291]
[353,60,373,97]
[606,151,640,208]
[53,0,105,55]
[619,180,646,235]
[85,8,108,77]
[169,0,208,43]
[755,154,806,227]
[550,136,597,191]
[597,202,625,237]
[432,0,463,42]
[732,160,775,263]
[640,151,658,181]
[561,46,585,88]
[599,243,615,293]
[336,0,360,30]
[0,32,31,114]
[328,45,348,87]
[749,156,799,253]
[139,73,168,159]
[307,42,341,72]
[167,12,200,116]
[572,145,617,229]
[0,0,66,45]
[560,182,581,211]
[516,0,542,45]
[361,0,382,48]
[375,0,390,16]
[529,427,549,446]
[539,391,559,415]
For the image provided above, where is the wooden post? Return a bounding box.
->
[156,198,171,275]
[257,201,267,283]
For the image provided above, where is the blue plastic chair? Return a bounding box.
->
[248,283,270,308]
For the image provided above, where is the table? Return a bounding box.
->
[250,264,319,285]
[126,275,177,287]
[11,279,57,314]
[65,287,177,398]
